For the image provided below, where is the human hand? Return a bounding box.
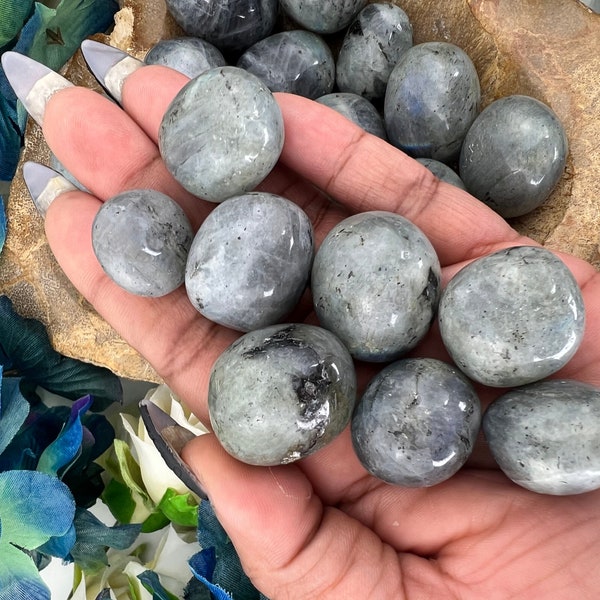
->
[11,53,600,598]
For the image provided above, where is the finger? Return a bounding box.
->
[43,190,237,423]
[182,433,449,599]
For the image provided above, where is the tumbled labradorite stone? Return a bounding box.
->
[438,246,585,387]
[483,380,600,495]
[311,211,441,362]
[352,358,481,487]
[336,2,413,101]
[237,30,335,99]
[416,158,466,190]
[209,324,357,466]
[185,192,314,332]
[92,189,193,297]
[159,66,284,203]
[164,0,278,54]
[459,95,568,218]
[384,42,481,164]
[316,92,386,139]
[144,37,226,79]
[279,0,367,34]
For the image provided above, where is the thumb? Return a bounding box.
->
[182,434,406,599]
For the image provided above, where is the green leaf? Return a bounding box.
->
[140,510,170,534]
[101,478,136,524]
[0,0,35,49]
[157,488,199,528]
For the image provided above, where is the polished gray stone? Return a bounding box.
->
[92,189,193,297]
[185,192,314,331]
[483,380,600,495]
[416,158,466,190]
[316,92,386,139]
[352,358,481,487]
[164,0,278,54]
[438,246,585,387]
[459,95,568,218]
[311,211,441,362]
[159,66,284,203]
[384,42,481,164]
[237,30,334,99]
[209,323,357,465]
[144,37,226,79]
[280,0,367,34]
[336,3,413,101]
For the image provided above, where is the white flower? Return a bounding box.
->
[120,384,208,505]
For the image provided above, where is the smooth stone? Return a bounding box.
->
[459,95,568,219]
[316,92,387,139]
[438,246,585,387]
[483,380,600,495]
[352,358,481,487]
[336,3,413,101]
[312,211,441,362]
[384,41,481,164]
[416,158,466,190]
[185,192,314,332]
[209,323,357,466]
[163,0,278,54]
[144,37,226,78]
[279,0,368,34]
[236,30,335,99]
[92,189,193,297]
[159,66,284,203]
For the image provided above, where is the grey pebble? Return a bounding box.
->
[336,2,413,101]
[483,380,600,495]
[416,158,467,190]
[438,246,585,387]
[164,0,278,54]
[92,189,193,297]
[316,92,387,139]
[144,37,226,79]
[159,66,284,203]
[185,192,314,332]
[280,0,368,34]
[312,211,441,362]
[459,95,568,218]
[384,42,481,164]
[352,358,481,487]
[237,30,335,99]
[209,323,357,466]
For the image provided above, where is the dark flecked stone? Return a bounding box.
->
[144,37,226,79]
[279,0,368,34]
[209,323,357,465]
[438,246,585,387]
[164,0,278,54]
[311,211,441,362]
[483,380,600,495]
[159,66,284,203]
[92,189,193,297]
[236,30,334,99]
[459,95,569,218]
[185,192,314,332]
[384,42,481,164]
[316,92,386,139]
[416,158,466,190]
[336,3,413,101]
[352,358,481,487]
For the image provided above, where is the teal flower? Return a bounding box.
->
[0,469,75,599]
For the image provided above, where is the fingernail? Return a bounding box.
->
[1,52,73,126]
[139,398,208,500]
[22,162,78,217]
[81,39,144,103]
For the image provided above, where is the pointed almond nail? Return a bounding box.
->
[1,52,73,126]
[22,162,78,217]
[139,398,208,500]
[81,39,144,103]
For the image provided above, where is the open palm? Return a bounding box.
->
[41,65,600,598]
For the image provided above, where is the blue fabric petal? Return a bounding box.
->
[0,373,30,455]
[0,541,50,600]
[138,570,179,600]
[37,521,76,559]
[37,394,92,476]
[0,195,6,254]
[0,0,35,49]
[189,551,234,600]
